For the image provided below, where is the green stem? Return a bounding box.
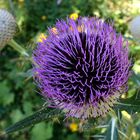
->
[8,39,29,57]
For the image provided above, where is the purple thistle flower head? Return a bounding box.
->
[33,17,131,119]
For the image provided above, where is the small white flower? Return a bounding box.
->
[0,9,17,49]
[129,16,140,39]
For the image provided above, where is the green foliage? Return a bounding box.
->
[31,122,53,140]
[0,81,14,105]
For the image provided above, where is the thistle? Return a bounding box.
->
[33,17,131,119]
[0,9,17,49]
[129,16,140,39]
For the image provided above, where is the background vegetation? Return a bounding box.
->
[0,0,140,139]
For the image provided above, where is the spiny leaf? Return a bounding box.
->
[4,108,62,134]
[105,117,118,140]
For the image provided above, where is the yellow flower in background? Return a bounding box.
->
[38,33,47,42]
[121,94,126,99]
[69,122,78,132]
[37,28,57,43]
[121,111,131,120]
[70,13,78,20]
[18,0,24,3]
[77,24,84,32]
[51,27,58,34]
[41,15,47,21]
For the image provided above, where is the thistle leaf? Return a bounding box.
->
[4,108,62,134]
[105,117,118,140]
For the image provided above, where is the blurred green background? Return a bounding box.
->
[1,0,140,140]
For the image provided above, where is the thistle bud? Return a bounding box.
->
[129,16,140,39]
[0,9,18,49]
